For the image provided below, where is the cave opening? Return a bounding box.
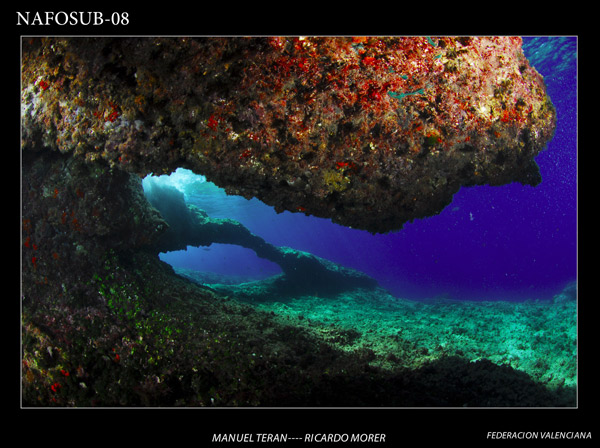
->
[140,168,378,299]
[158,244,282,283]
[141,168,283,284]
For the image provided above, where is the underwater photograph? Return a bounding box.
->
[21,35,577,410]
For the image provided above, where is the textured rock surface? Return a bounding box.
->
[21,36,556,233]
[22,149,166,298]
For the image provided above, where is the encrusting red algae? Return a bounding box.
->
[21,36,555,233]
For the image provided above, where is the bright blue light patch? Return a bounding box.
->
[159,244,281,280]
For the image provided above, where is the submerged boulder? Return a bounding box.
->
[21,36,556,233]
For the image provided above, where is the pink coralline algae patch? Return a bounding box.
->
[21,36,555,233]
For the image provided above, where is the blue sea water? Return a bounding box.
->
[152,36,577,302]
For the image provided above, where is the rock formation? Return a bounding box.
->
[143,181,378,299]
[21,36,556,233]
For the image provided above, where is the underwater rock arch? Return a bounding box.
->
[142,180,378,300]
